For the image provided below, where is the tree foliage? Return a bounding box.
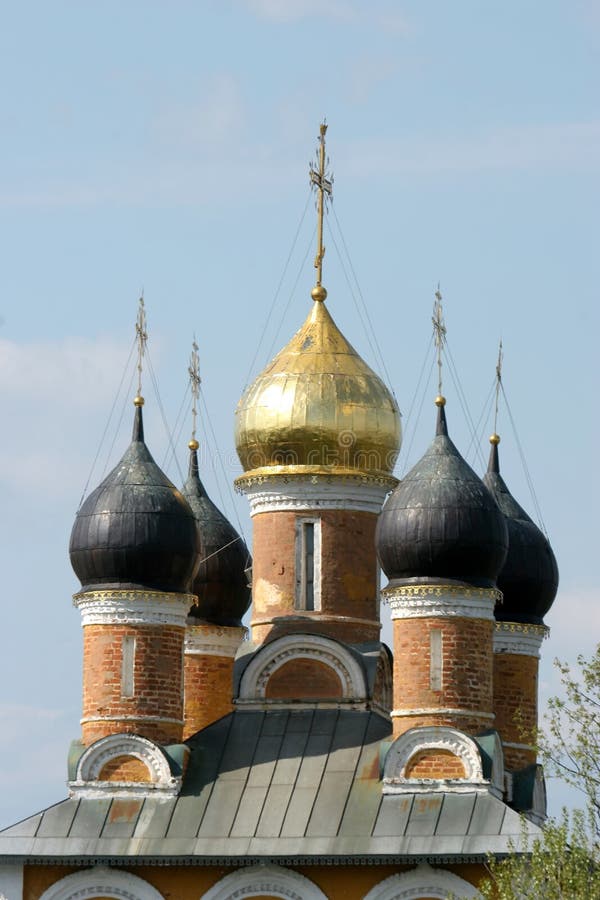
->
[474,644,600,899]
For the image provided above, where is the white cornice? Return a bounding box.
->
[391,707,495,721]
[384,584,499,621]
[238,476,391,516]
[185,624,247,657]
[494,622,548,657]
[73,590,192,627]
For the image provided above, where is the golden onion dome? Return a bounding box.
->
[235,299,401,481]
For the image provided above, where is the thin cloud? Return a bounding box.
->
[243,0,409,32]
[340,121,600,176]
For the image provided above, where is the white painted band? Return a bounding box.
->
[503,740,536,752]
[251,613,381,630]
[385,585,498,621]
[240,477,390,516]
[391,707,495,720]
[494,622,548,657]
[74,590,192,627]
[185,625,246,657]
[80,714,183,725]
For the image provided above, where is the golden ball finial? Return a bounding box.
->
[490,433,501,445]
[311,284,327,303]
[435,395,446,407]
[188,438,199,451]
[134,395,145,407]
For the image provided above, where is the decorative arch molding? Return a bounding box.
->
[362,864,479,899]
[237,633,367,703]
[38,866,165,900]
[383,726,484,793]
[202,864,328,900]
[69,733,181,798]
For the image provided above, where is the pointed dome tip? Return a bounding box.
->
[188,442,200,478]
[435,395,448,436]
[488,433,500,474]
[132,397,144,442]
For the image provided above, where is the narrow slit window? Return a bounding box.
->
[430,628,443,691]
[304,522,315,611]
[121,635,136,699]
[295,517,321,611]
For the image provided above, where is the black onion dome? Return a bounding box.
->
[182,447,251,627]
[70,403,201,594]
[483,439,558,624]
[376,401,508,589]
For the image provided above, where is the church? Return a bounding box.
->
[0,125,558,900]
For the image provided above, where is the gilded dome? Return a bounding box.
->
[235,300,401,480]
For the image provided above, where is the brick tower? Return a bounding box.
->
[69,396,200,746]
[376,396,509,739]
[234,124,401,649]
[484,433,559,768]
[182,440,250,737]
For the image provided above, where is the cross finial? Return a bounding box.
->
[432,284,447,399]
[135,294,147,402]
[309,119,333,302]
[493,338,503,437]
[188,338,201,450]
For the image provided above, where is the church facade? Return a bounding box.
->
[0,126,558,900]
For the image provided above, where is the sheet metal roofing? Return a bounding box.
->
[0,709,538,865]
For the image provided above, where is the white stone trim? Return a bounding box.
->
[251,613,381,631]
[494,622,548,657]
[202,864,328,900]
[240,476,389,515]
[383,726,485,793]
[384,584,498,620]
[238,633,367,701]
[185,625,246,657]
[0,865,23,900]
[391,707,495,720]
[69,734,182,799]
[73,590,192,627]
[363,864,478,899]
[38,866,165,900]
[80,714,183,725]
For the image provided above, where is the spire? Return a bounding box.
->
[432,286,448,431]
[187,338,201,474]
[309,121,333,303]
[487,339,503,472]
[133,296,147,441]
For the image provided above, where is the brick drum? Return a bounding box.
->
[251,508,380,644]
[392,616,494,738]
[184,653,236,738]
[405,749,466,780]
[265,658,343,700]
[98,755,152,783]
[494,651,538,768]
[81,623,184,745]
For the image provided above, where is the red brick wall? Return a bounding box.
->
[494,651,538,768]
[392,616,494,738]
[98,755,152,782]
[264,658,343,700]
[251,508,380,644]
[405,749,466,779]
[183,653,235,738]
[81,624,184,745]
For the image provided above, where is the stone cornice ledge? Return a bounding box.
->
[384,584,499,621]
[236,473,395,515]
[185,624,247,657]
[494,622,549,657]
[73,590,193,627]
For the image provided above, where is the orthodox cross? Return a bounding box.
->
[188,338,201,448]
[309,121,333,292]
[135,294,147,399]
[432,285,447,397]
[493,338,503,435]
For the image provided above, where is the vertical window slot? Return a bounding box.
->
[304,522,315,611]
[430,628,443,691]
[295,517,321,611]
[121,635,136,699]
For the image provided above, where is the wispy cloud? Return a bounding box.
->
[340,121,600,176]
[244,0,409,32]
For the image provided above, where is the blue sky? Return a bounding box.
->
[0,0,598,826]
